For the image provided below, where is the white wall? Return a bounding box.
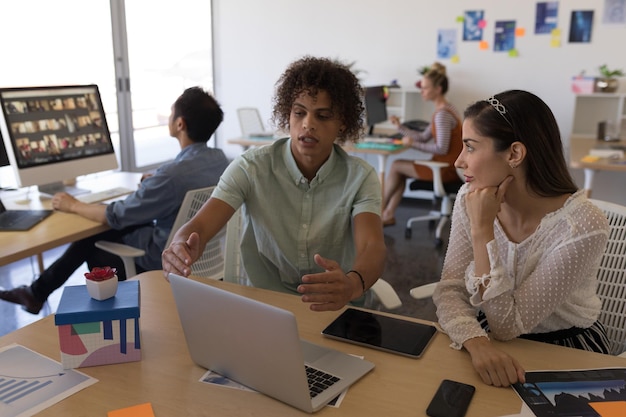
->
[213,0,626,205]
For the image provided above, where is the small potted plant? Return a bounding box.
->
[595,64,624,93]
[85,266,118,301]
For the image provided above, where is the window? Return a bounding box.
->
[0,0,213,181]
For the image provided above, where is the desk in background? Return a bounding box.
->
[569,136,626,197]
[2,270,625,416]
[227,136,276,150]
[227,136,410,191]
[0,171,141,270]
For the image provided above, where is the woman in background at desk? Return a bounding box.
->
[434,90,610,388]
[381,62,462,226]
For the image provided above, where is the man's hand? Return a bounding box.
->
[161,232,202,280]
[297,254,358,312]
[52,192,80,213]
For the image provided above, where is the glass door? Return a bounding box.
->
[112,0,214,171]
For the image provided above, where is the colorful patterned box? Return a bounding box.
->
[54,280,141,369]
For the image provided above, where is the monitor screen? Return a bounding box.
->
[0,84,118,195]
[0,130,9,168]
[364,86,388,135]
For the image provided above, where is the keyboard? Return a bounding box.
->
[76,187,134,204]
[305,365,340,398]
[0,209,53,231]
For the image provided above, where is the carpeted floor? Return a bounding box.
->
[370,197,450,321]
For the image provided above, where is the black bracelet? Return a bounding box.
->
[347,270,366,294]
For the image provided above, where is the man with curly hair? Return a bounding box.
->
[162,56,386,312]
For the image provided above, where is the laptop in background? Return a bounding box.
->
[0,198,52,231]
[168,273,375,413]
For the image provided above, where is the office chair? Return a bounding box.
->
[237,107,266,138]
[95,186,226,280]
[409,198,626,358]
[223,207,402,310]
[404,160,464,247]
[589,199,626,357]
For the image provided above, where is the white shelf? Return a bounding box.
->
[369,89,433,135]
[572,93,626,138]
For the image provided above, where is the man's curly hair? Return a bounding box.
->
[271,56,365,144]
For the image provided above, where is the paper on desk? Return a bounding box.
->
[0,343,97,417]
[499,402,535,417]
[108,402,155,417]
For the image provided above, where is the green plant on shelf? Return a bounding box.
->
[598,64,624,79]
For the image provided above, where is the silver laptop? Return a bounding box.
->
[168,273,375,413]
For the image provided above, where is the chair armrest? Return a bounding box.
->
[413,160,450,198]
[94,241,145,278]
[409,282,438,300]
[95,241,145,257]
[370,279,402,310]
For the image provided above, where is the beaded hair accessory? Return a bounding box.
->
[485,96,513,128]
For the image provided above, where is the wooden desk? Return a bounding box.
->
[3,271,625,416]
[227,136,276,150]
[343,141,409,188]
[0,171,141,269]
[569,136,626,196]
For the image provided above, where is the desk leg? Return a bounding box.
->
[36,253,44,275]
[583,168,595,198]
[377,154,388,194]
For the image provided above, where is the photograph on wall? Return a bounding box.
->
[569,10,594,43]
[437,28,457,59]
[463,10,484,41]
[493,20,516,52]
[603,0,626,24]
[513,368,626,417]
[535,2,559,34]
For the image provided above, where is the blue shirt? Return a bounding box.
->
[105,143,229,270]
[212,138,381,294]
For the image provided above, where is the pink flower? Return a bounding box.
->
[85,266,117,282]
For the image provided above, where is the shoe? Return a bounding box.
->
[0,286,44,314]
[382,217,396,227]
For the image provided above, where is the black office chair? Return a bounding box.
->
[404,160,464,247]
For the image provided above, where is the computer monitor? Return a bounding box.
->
[364,86,388,135]
[0,131,9,168]
[0,84,118,196]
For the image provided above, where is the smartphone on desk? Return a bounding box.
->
[426,379,475,417]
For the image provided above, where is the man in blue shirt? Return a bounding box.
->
[0,87,230,314]
[162,57,387,312]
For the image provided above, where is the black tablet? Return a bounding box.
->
[321,308,438,358]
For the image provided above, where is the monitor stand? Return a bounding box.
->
[38,180,90,198]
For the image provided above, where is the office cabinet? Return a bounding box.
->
[571,93,626,138]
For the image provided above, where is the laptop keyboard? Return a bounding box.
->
[305,365,340,398]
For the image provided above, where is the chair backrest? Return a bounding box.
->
[166,186,226,281]
[589,199,626,355]
[223,208,250,285]
[237,107,265,138]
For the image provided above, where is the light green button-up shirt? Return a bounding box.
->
[213,138,382,295]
